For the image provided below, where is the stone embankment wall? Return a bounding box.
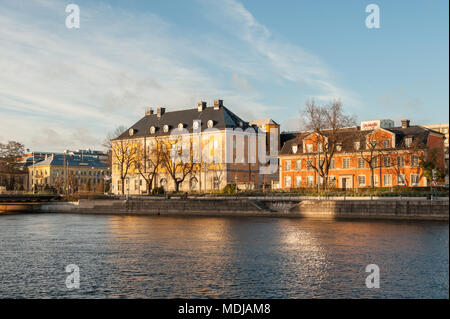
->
[29,198,450,220]
[1,198,448,220]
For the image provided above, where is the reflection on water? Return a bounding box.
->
[0,214,448,298]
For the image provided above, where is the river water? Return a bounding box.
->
[0,214,448,298]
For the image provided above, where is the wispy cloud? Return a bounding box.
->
[0,0,357,150]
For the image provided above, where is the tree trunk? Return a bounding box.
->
[121,178,125,195]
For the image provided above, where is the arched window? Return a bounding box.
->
[178,123,184,129]
[207,120,214,128]
[163,125,169,132]
[150,126,155,134]
[160,178,167,188]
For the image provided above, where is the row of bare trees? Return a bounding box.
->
[109,133,206,195]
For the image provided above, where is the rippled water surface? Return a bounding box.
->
[0,213,448,298]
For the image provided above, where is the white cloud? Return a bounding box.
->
[0,0,357,151]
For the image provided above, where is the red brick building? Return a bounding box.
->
[279,120,445,189]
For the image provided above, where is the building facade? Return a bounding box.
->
[421,123,449,186]
[111,100,279,194]
[279,120,445,189]
[28,151,110,193]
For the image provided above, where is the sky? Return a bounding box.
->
[0,0,448,152]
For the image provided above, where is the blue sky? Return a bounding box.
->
[0,0,448,151]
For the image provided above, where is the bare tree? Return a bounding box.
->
[135,137,163,194]
[111,139,138,195]
[0,141,25,170]
[301,99,357,190]
[103,125,128,149]
[161,139,198,193]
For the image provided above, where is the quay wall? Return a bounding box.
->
[2,198,447,221]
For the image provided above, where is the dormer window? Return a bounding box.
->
[150,126,155,134]
[178,123,184,129]
[336,144,342,152]
[354,141,360,150]
[207,120,214,128]
[128,128,135,136]
[306,144,313,153]
[405,137,413,147]
[193,121,200,130]
[292,145,298,154]
[163,125,169,133]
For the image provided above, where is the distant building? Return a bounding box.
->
[0,163,28,193]
[27,151,110,193]
[279,119,445,189]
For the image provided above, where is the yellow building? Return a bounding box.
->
[111,100,279,194]
[28,152,110,193]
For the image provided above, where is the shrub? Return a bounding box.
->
[151,186,165,195]
[222,184,237,194]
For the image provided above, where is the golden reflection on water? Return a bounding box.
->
[0,214,447,298]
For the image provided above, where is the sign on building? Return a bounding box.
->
[361,119,395,131]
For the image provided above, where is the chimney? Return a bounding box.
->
[145,108,154,116]
[214,99,223,110]
[401,119,410,128]
[157,107,165,118]
[197,101,206,112]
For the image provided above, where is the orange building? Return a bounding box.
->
[279,120,445,189]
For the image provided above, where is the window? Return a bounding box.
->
[358,158,365,168]
[318,143,323,152]
[411,174,420,186]
[150,126,155,134]
[405,137,413,147]
[373,175,379,187]
[371,157,378,168]
[295,160,301,170]
[354,141,360,150]
[343,158,350,169]
[383,174,392,186]
[284,176,291,187]
[306,144,313,153]
[213,177,219,190]
[292,145,298,154]
[207,120,214,128]
[358,175,366,186]
[318,176,324,185]
[193,121,200,130]
[396,156,405,167]
[284,161,291,171]
[397,174,406,185]
[383,156,391,167]
[129,128,134,136]
[411,155,419,167]
[329,176,336,187]
[163,125,169,132]
[178,123,184,129]
[295,176,302,187]
[319,159,324,168]
[134,179,139,190]
[306,160,313,170]
[307,176,314,186]
[383,139,391,148]
[336,144,342,151]
[330,159,335,169]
